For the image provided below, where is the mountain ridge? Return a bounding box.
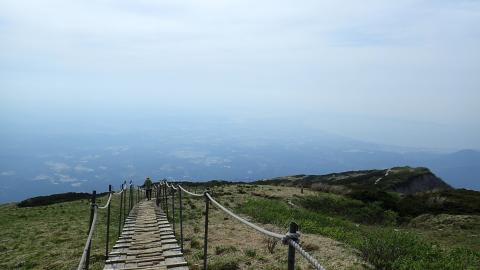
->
[256,166,452,195]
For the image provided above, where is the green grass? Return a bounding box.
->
[208,257,240,270]
[397,189,480,217]
[238,198,480,269]
[215,245,238,255]
[409,214,480,252]
[257,166,448,195]
[0,190,140,270]
[3,182,479,270]
[296,193,398,225]
[244,248,257,258]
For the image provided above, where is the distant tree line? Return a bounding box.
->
[17,192,109,207]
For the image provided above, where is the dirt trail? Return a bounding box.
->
[375,168,392,185]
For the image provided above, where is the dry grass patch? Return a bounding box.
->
[174,184,366,269]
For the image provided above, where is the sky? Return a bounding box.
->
[1,0,480,149]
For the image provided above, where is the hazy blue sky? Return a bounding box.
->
[1,0,479,149]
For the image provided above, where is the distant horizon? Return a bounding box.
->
[1,0,480,150]
[3,161,478,204]
[1,1,479,202]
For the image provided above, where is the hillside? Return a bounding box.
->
[0,194,120,270]
[1,170,479,270]
[255,167,480,220]
[257,166,452,194]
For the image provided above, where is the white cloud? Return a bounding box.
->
[171,149,231,166]
[33,174,50,181]
[74,164,94,173]
[106,146,130,156]
[55,174,78,183]
[171,150,206,159]
[79,154,101,162]
[45,162,70,173]
[32,173,83,186]
[159,164,175,172]
[1,170,15,176]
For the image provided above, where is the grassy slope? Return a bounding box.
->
[175,184,479,269]
[174,184,366,270]
[258,166,444,192]
[0,193,130,270]
[1,183,479,270]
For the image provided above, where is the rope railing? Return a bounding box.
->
[76,181,145,270]
[98,193,112,209]
[178,184,203,197]
[97,184,126,209]
[205,193,284,239]
[165,181,326,270]
[76,178,326,270]
[286,239,326,270]
[77,207,98,270]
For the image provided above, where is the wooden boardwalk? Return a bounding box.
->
[104,200,188,270]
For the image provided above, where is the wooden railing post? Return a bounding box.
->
[124,182,128,224]
[164,183,169,218]
[161,183,164,207]
[156,183,160,206]
[179,187,184,253]
[160,183,164,208]
[128,183,131,211]
[105,185,112,259]
[118,183,124,235]
[287,222,299,270]
[171,186,176,237]
[129,182,133,210]
[203,191,210,270]
[85,190,96,270]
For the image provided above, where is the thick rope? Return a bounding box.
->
[77,206,98,270]
[178,185,203,197]
[113,188,124,195]
[76,180,325,270]
[98,193,112,209]
[205,193,284,239]
[205,192,326,270]
[286,239,326,270]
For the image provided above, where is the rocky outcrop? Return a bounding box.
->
[392,173,452,195]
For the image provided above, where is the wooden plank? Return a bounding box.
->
[103,200,188,270]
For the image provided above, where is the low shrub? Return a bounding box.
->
[359,229,427,269]
[17,192,96,207]
[263,237,278,253]
[239,198,480,270]
[190,238,201,249]
[297,195,397,225]
[311,183,350,195]
[244,248,256,258]
[215,245,237,255]
[209,257,240,270]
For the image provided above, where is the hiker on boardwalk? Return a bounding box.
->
[144,177,153,200]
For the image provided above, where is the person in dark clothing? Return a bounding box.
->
[144,177,153,200]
